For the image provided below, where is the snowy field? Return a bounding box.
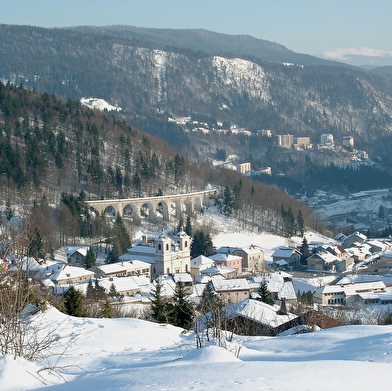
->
[1,305,392,391]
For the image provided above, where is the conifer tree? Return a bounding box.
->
[63,286,84,317]
[185,215,193,237]
[190,230,214,258]
[258,278,274,305]
[84,247,96,269]
[150,278,168,323]
[199,282,223,340]
[100,296,113,318]
[171,281,194,330]
[300,237,310,265]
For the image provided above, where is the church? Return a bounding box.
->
[119,228,191,279]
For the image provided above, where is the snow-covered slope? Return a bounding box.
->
[1,305,392,390]
[321,47,392,67]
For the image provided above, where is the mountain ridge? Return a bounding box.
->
[2,24,392,196]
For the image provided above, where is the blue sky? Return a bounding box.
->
[2,0,391,55]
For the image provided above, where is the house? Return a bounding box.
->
[346,243,372,263]
[313,280,387,306]
[300,310,343,330]
[307,251,348,273]
[225,299,300,336]
[96,276,141,297]
[210,276,250,304]
[170,272,194,294]
[121,228,191,279]
[199,264,237,280]
[66,247,88,267]
[250,272,297,304]
[94,260,151,278]
[49,264,95,294]
[319,243,347,258]
[271,247,301,269]
[341,231,367,249]
[366,239,391,254]
[233,245,264,272]
[208,252,242,273]
[190,255,215,280]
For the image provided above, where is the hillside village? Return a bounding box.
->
[8,211,392,335]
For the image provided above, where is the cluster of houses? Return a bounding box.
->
[4,228,392,335]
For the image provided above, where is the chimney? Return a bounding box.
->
[277,298,287,315]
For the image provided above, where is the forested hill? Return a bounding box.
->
[0,82,315,232]
[0,81,197,200]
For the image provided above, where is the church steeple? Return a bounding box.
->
[175,226,190,251]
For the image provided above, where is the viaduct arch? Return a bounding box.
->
[86,189,217,223]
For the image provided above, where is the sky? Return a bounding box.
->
[1,0,392,56]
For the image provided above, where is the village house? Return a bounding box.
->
[366,239,391,254]
[313,280,387,306]
[75,274,153,299]
[232,245,264,272]
[208,252,242,273]
[300,309,343,330]
[271,247,301,269]
[48,264,95,294]
[169,272,194,294]
[97,276,141,297]
[210,276,250,304]
[341,231,367,249]
[199,264,237,280]
[66,247,88,267]
[319,243,347,258]
[190,254,215,280]
[250,272,297,304]
[90,260,151,278]
[225,299,300,336]
[346,243,372,263]
[307,251,348,273]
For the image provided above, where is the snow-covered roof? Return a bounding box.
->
[211,277,249,291]
[234,245,264,255]
[227,299,298,328]
[318,280,386,295]
[127,246,156,255]
[50,264,94,282]
[97,276,140,293]
[66,247,88,257]
[274,259,288,266]
[191,255,215,268]
[172,273,193,283]
[200,264,236,276]
[311,251,340,264]
[216,246,238,254]
[271,248,299,259]
[209,253,242,262]
[95,260,150,274]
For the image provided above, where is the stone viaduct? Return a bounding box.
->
[86,189,218,223]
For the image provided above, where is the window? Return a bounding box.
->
[158,244,161,251]
[185,240,188,248]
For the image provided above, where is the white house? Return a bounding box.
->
[314,280,387,306]
[210,276,250,304]
[190,255,215,280]
[96,260,151,278]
